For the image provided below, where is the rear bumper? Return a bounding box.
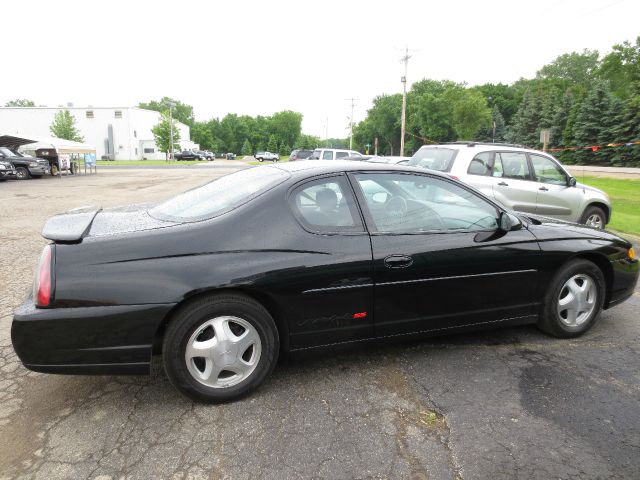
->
[12,298,175,375]
[0,170,17,178]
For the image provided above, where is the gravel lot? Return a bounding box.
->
[1,168,639,480]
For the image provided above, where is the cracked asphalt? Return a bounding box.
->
[1,168,639,480]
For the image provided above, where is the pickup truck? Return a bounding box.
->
[0,159,17,180]
[0,147,51,179]
[255,151,280,162]
[174,150,203,161]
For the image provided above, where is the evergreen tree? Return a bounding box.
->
[267,135,278,152]
[550,90,573,148]
[241,139,253,155]
[506,89,541,146]
[279,142,291,156]
[573,80,615,165]
[49,110,84,142]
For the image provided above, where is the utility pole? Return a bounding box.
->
[165,100,176,161]
[399,46,412,157]
[346,97,358,150]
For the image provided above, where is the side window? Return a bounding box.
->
[530,154,567,185]
[322,150,334,160]
[467,152,492,176]
[335,151,349,159]
[354,173,499,233]
[496,152,530,180]
[290,176,363,233]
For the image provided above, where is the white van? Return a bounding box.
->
[308,148,363,161]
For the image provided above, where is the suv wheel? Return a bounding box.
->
[16,167,31,180]
[580,206,606,229]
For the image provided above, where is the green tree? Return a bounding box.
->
[597,37,640,100]
[139,97,194,127]
[151,112,181,158]
[49,110,84,142]
[269,111,303,148]
[241,138,253,155]
[5,98,35,107]
[279,142,291,156]
[450,89,492,140]
[191,121,214,150]
[267,135,278,152]
[536,49,600,87]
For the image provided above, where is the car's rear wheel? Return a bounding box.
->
[580,205,606,229]
[163,293,279,403]
[16,167,30,180]
[538,259,605,338]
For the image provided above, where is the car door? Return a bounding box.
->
[285,174,374,349]
[490,151,538,214]
[529,153,583,221]
[349,171,541,337]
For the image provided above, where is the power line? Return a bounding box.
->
[577,0,626,18]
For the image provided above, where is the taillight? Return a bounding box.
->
[34,245,53,307]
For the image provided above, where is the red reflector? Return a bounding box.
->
[353,312,367,319]
[450,175,460,181]
[35,245,52,307]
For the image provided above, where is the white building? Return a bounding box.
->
[0,106,197,160]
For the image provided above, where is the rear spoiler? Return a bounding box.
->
[42,206,102,243]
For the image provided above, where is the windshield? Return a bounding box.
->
[149,166,289,222]
[0,147,18,157]
[408,147,458,172]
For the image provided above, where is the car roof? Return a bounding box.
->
[416,142,550,156]
[267,159,451,179]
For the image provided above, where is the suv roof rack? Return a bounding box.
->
[445,141,525,148]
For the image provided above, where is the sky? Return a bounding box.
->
[2,0,638,139]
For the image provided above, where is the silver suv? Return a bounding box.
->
[408,142,611,228]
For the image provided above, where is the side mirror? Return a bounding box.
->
[568,176,577,187]
[499,211,523,232]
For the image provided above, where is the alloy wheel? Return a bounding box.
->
[557,274,597,327]
[185,316,261,388]
[585,214,603,229]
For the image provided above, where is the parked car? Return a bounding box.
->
[0,147,51,179]
[174,150,202,161]
[0,159,17,180]
[289,149,314,161]
[12,161,638,403]
[255,151,280,162]
[408,142,611,229]
[308,148,363,160]
[196,150,213,160]
[226,153,236,160]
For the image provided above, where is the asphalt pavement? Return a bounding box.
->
[1,168,638,480]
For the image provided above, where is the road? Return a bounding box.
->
[1,168,639,480]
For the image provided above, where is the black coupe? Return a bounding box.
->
[12,161,638,402]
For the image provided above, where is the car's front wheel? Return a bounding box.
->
[163,293,279,403]
[16,167,31,180]
[580,205,606,229]
[538,259,605,338]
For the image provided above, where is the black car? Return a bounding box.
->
[0,147,51,179]
[289,149,314,161]
[174,150,202,161]
[0,159,17,180]
[12,161,639,402]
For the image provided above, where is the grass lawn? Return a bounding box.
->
[581,176,640,237]
[96,160,209,166]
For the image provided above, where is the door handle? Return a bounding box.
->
[384,254,413,269]
[539,186,549,191]
[497,181,509,186]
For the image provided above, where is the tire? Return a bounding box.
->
[16,167,30,180]
[258,158,264,162]
[537,259,605,338]
[579,205,606,229]
[163,292,279,403]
